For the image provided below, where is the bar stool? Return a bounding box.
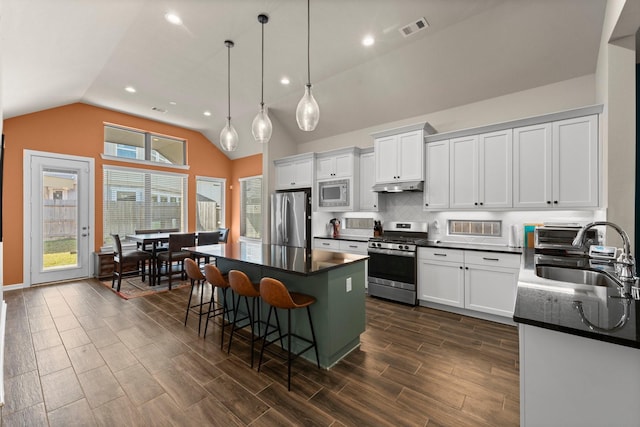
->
[227,270,262,368]
[183,258,210,335]
[258,277,320,391]
[203,264,232,349]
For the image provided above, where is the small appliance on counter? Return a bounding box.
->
[534,223,599,254]
[329,218,341,238]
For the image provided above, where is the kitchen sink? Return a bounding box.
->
[535,265,620,288]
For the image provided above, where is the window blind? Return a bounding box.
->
[240,176,262,239]
[103,166,187,245]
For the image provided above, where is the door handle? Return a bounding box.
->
[81,233,89,237]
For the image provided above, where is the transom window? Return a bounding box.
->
[104,125,185,166]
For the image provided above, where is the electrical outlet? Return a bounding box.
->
[346,277,352,292]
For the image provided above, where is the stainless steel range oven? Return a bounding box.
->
[367,221,428,305]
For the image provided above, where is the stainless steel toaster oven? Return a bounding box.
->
[534,225,599,251]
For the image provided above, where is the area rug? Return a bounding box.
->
[100,276,190,300]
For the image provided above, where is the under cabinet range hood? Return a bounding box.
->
[372,181,424,193]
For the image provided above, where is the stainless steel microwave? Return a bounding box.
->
[318,179,350,208]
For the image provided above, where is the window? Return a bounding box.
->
[195,177,225,231]
[240,176,262,240]
[448,220,502,237]
[104,125,186,166]
[103,166,187,245]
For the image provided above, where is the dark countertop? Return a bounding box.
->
[513,249,639,349]
[187,243,368,276]
[314,235,371,242]
[420,241,523,254]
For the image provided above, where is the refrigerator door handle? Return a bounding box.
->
[283,196,289,244]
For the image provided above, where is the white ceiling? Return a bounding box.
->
[2,0,607,159]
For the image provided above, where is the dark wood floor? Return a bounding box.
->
[1,278,519,426]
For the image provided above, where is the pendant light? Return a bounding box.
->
[295,0,320,131]
[252,14,272,144]
[220,40,239,152]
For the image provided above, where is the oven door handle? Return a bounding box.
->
[367,248,416,257]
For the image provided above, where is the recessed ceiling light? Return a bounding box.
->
[280,77,290,85]
[125,86,136,93]
[203,111,212,116]
[169,101,177,105]
[362,35,375,47]
[165,13,182,25]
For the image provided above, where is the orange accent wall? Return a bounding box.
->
[2,102,261,286]
[230,154,263,243]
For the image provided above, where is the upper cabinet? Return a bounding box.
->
[274,153,315,190]
[424,105,602,211]
[359,148,380,211]
[424,140,450,210]
[513,115,598,208]
[372,123,434,184]
[316,148,356,179]
[449,130,512,209]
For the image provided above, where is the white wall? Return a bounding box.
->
[299,74,596,155]
[595,0,637,251]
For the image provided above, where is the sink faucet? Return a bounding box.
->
[573,221,639,298]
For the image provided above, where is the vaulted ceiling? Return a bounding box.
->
[2,0,607,159]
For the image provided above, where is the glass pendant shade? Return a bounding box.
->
[251,106,272,144]
[220,118,239,152]
[296,84,319,131]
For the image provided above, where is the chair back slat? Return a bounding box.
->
[111,234,123,256]
[218,228,229,243]
[198,231,220,245]
[168,233,196,252]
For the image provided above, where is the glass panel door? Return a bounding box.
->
[30,155,90,284]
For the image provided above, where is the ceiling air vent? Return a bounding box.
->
[399,17,429,38]
[151,107,167,113]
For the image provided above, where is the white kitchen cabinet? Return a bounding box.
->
[316,148,356,179]
[313,238,340,251]
[424,140,449,210]
[464,251,520,317]
[513,115,598,208]
[359,149,379,211]
[374,129,424,184]
[418,247,520,317]
[417,248,465,308]
[275,153,314,190]
[449,130,512,209]
[313,238,368,255]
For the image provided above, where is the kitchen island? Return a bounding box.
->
[189,243,368,368]
[514,249,640,427]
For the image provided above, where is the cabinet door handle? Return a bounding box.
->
[465,267,469,270]
[322,242,330,246]
[479,202,484,206]
[474,202,478,206]
[553,200,558,204]
[434,253,447,257]
[547,201,551,204]
[483,257,500,261]
[348,245,358,248]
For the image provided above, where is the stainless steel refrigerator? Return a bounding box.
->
[271,189,311,251]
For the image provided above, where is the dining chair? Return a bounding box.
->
[155,233,196,289]
[218,228,229,243]
[194,231,220,266]
[134,228,179,253]
[111,234,153,292]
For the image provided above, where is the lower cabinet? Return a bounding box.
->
[418,247,520,317]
